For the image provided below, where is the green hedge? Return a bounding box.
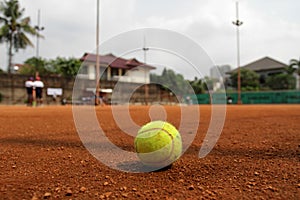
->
[189,90,300,104]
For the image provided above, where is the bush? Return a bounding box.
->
[0,93,2,103]
[241,86,259,91]
[230,68,260,91]
[266,74,296,90]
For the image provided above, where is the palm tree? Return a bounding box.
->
[0,0,41,73]
[289,57,300,89]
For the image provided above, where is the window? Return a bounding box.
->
[100,66,107,80]
[79,65,88,74]
[112,68,119,76]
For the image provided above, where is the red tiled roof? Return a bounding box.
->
[80,53,155,70]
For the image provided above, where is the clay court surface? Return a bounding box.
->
[0,105,299,199]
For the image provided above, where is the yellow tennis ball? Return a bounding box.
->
[134,121,182,168]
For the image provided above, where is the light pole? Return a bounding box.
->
[232,1,243,104]
[143,36,149,105]
[35,10,44,59]
[95,0,100,105]
[33,9,44,106]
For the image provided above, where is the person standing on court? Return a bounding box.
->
[25,77,34,106]
[33,76,44,106]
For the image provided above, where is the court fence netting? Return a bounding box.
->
[186,90,300,104]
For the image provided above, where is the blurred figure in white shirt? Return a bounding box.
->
[33,77,44,106]
[25,77,34,106]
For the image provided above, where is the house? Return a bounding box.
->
[231,56,288,82]
[79,53,156,83]
[240,56,287,75]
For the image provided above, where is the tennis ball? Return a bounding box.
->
[134,121,182,168]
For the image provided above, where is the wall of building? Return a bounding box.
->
[125,66,150,83]
[80,62,151,84]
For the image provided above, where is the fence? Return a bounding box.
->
[190,90,300,104]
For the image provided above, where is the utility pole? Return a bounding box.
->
[232,1,243,104]
[95,0,100,105]
[35,9,44,60]
[33,9,44,106]
[35,9,44,79]
[143,35,149,105]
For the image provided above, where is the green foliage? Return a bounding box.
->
[151,70,211,95]
[149,73,160,83]
[266,74,296,90]
[19,56,81,77]
[289,57,300,75]
[203,76,218,91]
[19,57,50,76]
[285,65,296,75]
[0,92,2,102]
[150,68,192,95]
[188,76,219,94]
[189,77,206,94]
[50,57,81,77]
[0,0,41,73]
[289,57,300,89]
[230,68,260,91]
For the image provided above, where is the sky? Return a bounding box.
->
[0,0,300,79]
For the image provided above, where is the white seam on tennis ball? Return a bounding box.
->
[136,127,175,165]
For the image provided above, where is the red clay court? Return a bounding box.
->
[0,105,299,199]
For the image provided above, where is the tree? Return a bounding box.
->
[189,77,206,94]
[289,57,300,89]
[230,68,259,91]
[150,73,160,83]
[203,76,219,91]
[266,74,296,90]
[285,64,296,75]
[150,68,192,95]
[20,56,81,77]
[50,57,81,77]
[0,0,41,73]
[289,57,300,72]
[19,57,51,76]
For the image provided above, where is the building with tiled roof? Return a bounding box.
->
[230,56,288,76]
[79,53,155,83]
[228,56,290,86]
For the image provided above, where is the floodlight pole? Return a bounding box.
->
[232,1,243,104]
[143,36,149,105]
[95,0,100,105]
